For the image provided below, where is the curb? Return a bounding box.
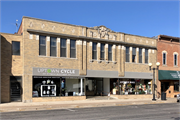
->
[0,100,177,113]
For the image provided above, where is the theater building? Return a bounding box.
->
[1,16,157,103]
[157,35,180,98]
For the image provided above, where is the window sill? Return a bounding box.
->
[162,64,167,67]
[90,59,117,64]
[38,56,77,60]
[174,65,178,67]
[125,62,149,65]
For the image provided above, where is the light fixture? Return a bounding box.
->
[148,63,152,67]
[156,62,160,66]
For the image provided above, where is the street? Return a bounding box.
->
[1,103,180,120]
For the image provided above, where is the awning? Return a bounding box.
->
[159,70,180,80]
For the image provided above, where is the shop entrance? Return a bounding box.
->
[86,78,103,96]
[10,76,22,102]
[161,82,169,92]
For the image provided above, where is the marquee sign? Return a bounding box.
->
[33,67,79,76]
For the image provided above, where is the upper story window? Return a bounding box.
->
[132,47,136,63]
[12,41,20,55]
[145,49,148,64]
[126,46,129,62]
[162,52,167,65]
[139,48,142,63]
[92,42,97,60]
[100,43,105,60]
[174,54,178,66]
[50,37,57,57]
[70,40,76,58]
[39,35,46,56]
[60,38,66,57]
[108,44,112,61]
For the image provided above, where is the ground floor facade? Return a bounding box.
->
[1,67,155,103]
[157,70,180,98]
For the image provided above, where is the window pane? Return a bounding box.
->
[50,37,56,56]
[92,42,97,59]
[39,36,46,56]
[139,48,142,63]
[145,49,148,63]
[101,44,105,60]
[12,41,20,55]
[70,40,76,58]
[174,54,177,66]
[126,47,129,62]
[132,47,136,62]
[108,44,112,61]
[163,53,166,65]
[108,53,112,61]
[61,48,66,57]
[60,38,66,57]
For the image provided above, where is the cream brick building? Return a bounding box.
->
[1,16,157,103]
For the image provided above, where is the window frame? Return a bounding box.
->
[39,35,46,56]
[108,44,112,61]
[162,51,167,65]
[174,53,178,66]
[126,46,130,62]
[60,38,67,57]
[139,48,142,63]
[12,41,20,55]
[92,42,97,60]
[145,49,148,64]
[50,37,57,57]
[70,39,76,58]
[100,43,105,60]
[132,47,136,63]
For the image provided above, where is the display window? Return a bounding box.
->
[32,76,83,97]
[119,79,152,95]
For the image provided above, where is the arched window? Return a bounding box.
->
[173,52,178,66]
[162,51,167,65]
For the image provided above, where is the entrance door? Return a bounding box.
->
[86,78,103,96]
[10,76,22,102]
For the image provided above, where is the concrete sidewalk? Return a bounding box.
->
[0,98,177,113]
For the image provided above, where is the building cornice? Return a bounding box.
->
[27,29,157,49]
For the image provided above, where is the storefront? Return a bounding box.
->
[159,70,180,98]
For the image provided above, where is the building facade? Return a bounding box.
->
[1,16,157,103]
[157,35,180,98]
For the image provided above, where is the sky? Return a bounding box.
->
[0,0,179,38]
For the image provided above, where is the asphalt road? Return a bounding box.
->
[1,103,180,120]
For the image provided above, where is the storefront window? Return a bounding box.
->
[33,76,83,97]
[33,76,60,97]
[119,79,152,95]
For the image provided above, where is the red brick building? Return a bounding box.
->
[157,35,180,98]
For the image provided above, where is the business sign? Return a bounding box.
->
[33,67,79,76]
[170,71,180,78]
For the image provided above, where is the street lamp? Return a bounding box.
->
[149,62,160,101]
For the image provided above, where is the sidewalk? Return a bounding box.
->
[0,98,177,113]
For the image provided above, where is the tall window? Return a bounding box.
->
[163,52,166,65]
[126,46,129,62]
[70,40,76,58]
[145,49,148,63]
[174,54,177,66]
[39,36,46,56]
[100,43,105,60]
[12,41,20,55]
[92,42,97,59]
[50,37,56,57]
[60,38,66,57]
[132,47,136,63]
[108,44,112,61]
[139,48,142,63]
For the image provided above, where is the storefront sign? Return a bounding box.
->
[33,67,79,76]
[120,81,135,84]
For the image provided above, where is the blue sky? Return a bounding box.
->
[0,1,179,37]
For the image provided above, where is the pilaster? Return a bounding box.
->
[46,36,50,56]
[67,39,70,58]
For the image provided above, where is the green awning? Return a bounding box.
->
[159,70,180,80]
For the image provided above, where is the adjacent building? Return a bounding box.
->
[157,35,180,98]
[1,16,157,103]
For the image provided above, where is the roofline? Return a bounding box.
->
[23,16,156,40]
[158,35,180,40]
[0,32,22,36]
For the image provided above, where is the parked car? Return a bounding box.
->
[177,94,180,102]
